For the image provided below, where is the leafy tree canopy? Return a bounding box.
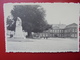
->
[8,5,52,37]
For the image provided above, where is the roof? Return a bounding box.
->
[65,23,77,28]
[52,24,66,29]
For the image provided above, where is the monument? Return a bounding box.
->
[13,17,26,39]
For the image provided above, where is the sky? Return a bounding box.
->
[4,3,80,25]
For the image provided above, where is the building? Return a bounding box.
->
[51,24,66,38]
[33,23,78,38]
[64,23,78,38]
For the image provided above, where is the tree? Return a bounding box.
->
[6,16,16,31]
[10,5,51,37]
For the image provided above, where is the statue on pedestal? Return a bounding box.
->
[13,17,26,39]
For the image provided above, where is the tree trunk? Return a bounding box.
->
[26,32,32,38]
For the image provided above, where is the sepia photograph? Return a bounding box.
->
[4,3,79,52]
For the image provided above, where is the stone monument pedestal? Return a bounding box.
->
[13,17,26,39]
